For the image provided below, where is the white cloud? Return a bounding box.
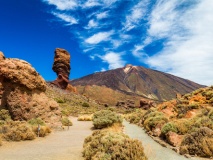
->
[148,0,180,38]
[82,0,100,8]
[85,19,98,29]
[43,0,77,10]
[96,11,109,19]
[101,68,106,72]
[123,0,149,31]
[146,0,213,86]
[100,52,125,70]
[85,30,114,44]
[52,12,78,25]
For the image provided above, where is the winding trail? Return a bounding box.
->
[0,117,93,160]
[123,120,202,160]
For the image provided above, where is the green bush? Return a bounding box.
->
[54,98,66,103]
[143,111,168,131]
[92,110,123,129]
[61,117,73,126]
[83,130,147,160]
[161,122,178,135]
[28,118,45,126]
[82,102,90,108]
[0,109,11,121]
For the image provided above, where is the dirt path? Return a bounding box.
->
[0,117,93,160]
[123,120,203,160]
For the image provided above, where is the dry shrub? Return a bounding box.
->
[83,130,147,160]
[161,122,178,135]
[61,117,73,126]
[0,109,11,121]
[142,111,168,131]
[125,109,146,125]
[3,121,36,141]
[78,115,92,121]
[0,135,2,146]
[32,126,51,137]
[180,127,213,157]
[92,110,122,129]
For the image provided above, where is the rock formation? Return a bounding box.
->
[0,52,61,124]
[116,99,135,108]
[52,48,71,89]
[139,98,154,109]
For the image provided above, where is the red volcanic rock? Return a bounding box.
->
[166,131,183,147]
[51,48,71,89]
[140,98,154,109]
[0,52,61,124]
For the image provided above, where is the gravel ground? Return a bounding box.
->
[0,117,93,160]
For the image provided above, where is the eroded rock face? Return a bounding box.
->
[52,48,71,89]
[0,52,61,124]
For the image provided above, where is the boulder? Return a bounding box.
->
[140,98,154,109]
[165,131,183,147]
[0,52,61,124]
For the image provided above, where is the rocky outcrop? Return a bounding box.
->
[51,48,71,89]
[165,131,183,147]
[116,99,135,108]
[0,52,61,124]
[139,98,154,109]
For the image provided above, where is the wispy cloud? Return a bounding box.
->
[52,12,78,25]
[123,0,149,31]
[96,11,109,19]
[85,19,98,29]
[100,52,125,70]
[43,0,77,10]
[145,0,213,85]
[85,30,114,44]
[82,0,101,8]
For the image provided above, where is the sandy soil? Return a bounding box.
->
[0,117,93,160]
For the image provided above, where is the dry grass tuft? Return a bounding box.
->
[77,115,92,121]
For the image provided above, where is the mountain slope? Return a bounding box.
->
[71,65,204,101]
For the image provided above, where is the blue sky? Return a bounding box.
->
[0,0,212,86]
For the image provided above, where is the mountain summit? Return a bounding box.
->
[71,65,204,101]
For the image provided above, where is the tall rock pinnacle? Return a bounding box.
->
[52,48,71,89]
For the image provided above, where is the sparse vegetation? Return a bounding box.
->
[28,118,45,126]
[92,110,123,129]
[61,117,72,126]
[83,130,147,160]
[32,125,51,137]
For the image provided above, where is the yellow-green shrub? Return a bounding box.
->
[161,122,178,135]
[61,117,73,126]
[28,118,45,126]
[143,111,168,131]
[83,130,147,160]
[92,110,123,129]
[0,109,11,121]
[32,126,51,137]
[3,122,36,141]
[77,115,92,121]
